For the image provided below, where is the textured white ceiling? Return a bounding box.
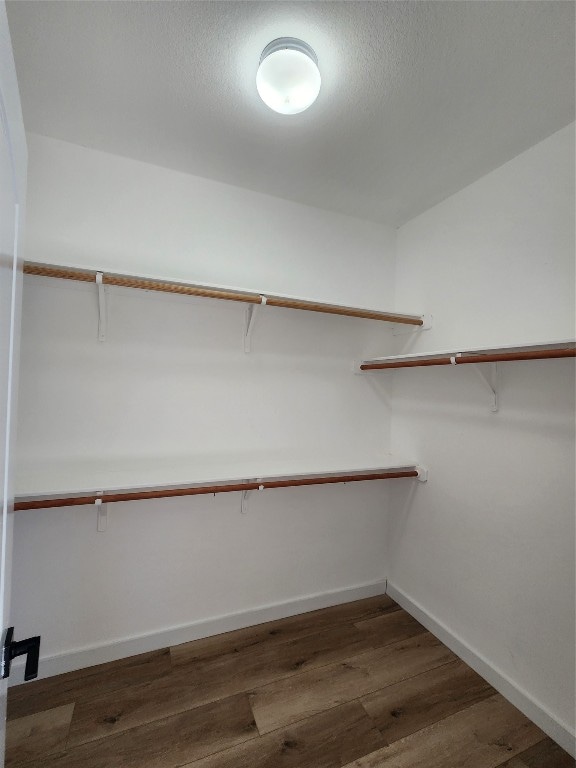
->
[6,1,575,225]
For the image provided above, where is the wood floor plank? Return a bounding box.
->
[354,609,427,646]
[6,597,566,768]
[68,621,379,746]
[7,648,172,720]
[250,631,456,735]
[20,693,257,768]
[5,703,75,767]
[185,702,385,768]
[171,596,399,666]
[495,737,575,767]
[339,694,544,768]
[361,659,494,743]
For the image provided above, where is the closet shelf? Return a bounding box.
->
[14,456,424,511]
[24,262,425,327]
[358,340,576,371]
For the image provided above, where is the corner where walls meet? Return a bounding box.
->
[388,122,576,754]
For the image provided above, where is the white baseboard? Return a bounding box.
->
[386,582,576,758]
[10,579,387,686]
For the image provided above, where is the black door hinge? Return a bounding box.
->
[2,627,40,681]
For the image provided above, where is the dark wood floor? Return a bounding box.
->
[5,596,574,768]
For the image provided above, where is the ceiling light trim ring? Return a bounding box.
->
[260,38,318,66]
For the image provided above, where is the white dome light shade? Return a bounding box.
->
[257,38,321,115]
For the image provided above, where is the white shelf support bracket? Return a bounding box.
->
[244,296,267,353]
[96,272,107,343]
[393,313,433,337]
[416,466,428,482]
[472,362,499,412]
[240,480,264,514]
[95,495,108,532]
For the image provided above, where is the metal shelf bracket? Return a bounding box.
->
[240,481,264,514]
[95,495,108,532]
[472,362,499,412]
[96,272,107,343]
[244,296,267,353]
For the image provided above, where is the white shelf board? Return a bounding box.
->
[362,338,576,364]
[15,452,418,501]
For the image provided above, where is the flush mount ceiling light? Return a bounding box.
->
[256,38,321,115]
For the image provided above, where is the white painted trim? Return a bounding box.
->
[386,582,576,757]
[9,579,387,685]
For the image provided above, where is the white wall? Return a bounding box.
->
[390,124,575,351]
[388,124,575,746]
[15,277,393,473]
[23,133,398,311]
[12,482,392,667]
[11,136,399,673]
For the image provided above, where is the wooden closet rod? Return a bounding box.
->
[13,470,418,511]
[360,348,576,370]
[24,263,424,326]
